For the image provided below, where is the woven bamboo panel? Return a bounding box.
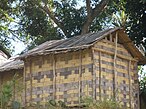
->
[93,38,139,109]
[25,49,93,106]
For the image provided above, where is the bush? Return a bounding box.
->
[82,97,128,109]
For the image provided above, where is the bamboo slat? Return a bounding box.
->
[99,51,101,100]
[128,60,132,108]
[92,49,96,100]
[79,50,82,106]
[136,63,140,109]
[52,54,56,99]
[30,60,32,103]
[113,32,118,99]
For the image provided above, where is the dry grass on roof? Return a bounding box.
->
[0,59,24,72]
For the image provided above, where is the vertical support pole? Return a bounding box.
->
[13,71,16,101]
[79,50,82,106]
[110,34,112,42]
[128,60,132,108]
[29,59,32,104]
[113,32,118,99]
[0,74,3,108]
[23,61,26,106]
[99,51,102,100]
[136,63,140,109]
[92,49,96,100]
[52,54,56,99]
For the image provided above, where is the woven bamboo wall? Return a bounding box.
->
[24,34,139,109]
[93,35,139,109]
[0,70,23,103]
[25,49,93,106]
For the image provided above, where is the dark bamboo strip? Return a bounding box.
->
[92,47,138,62]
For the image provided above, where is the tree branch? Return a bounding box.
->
[39,4,68,36]
[92,0,110,20]
[81,0,110,34]
[86,0,92,17]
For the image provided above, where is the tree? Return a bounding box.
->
[0,0,19,53]
[125,0,146,49]
[1,0,146,52]
[15,0,116,49]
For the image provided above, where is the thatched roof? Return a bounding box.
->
[20,28,119,57]
[19,27,146,65]
[0,58,23,72]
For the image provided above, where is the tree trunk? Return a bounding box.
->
[81,0,110,35]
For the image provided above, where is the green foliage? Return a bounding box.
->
[0,74,23,109]
[0,81,13,108]
[28,100,67,109]
[1,0,146,52]
[139,66,146,93]
[125,0,146,48]
[82,97,125,109]
[11,101,21,109]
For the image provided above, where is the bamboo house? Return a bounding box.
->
[0,57,24,104]
[19,28,146,109]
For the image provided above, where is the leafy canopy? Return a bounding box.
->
[0,0,146,53]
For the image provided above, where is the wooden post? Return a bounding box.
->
[92,49,96,100]
[110,34,112,42]
[13,71,16,101]
[79,50,82,106]
[0,74,3,109]
[128,60,132,108]
[29,59,32,104]
[136,62,140,109]
[52,54,56,99]
[99,51,102,100]
[113,32,118,99]
[23,61,26,106]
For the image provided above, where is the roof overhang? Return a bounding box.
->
[18,27,146,65]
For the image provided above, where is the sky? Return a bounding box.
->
[11,39,26,56]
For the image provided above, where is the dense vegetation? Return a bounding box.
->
[0,0,146,51]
